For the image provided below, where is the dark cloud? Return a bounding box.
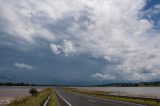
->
[0,0,160,84]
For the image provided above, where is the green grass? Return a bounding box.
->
[48,89,55,106]
[63,87,160,106]
[8,88,54,106]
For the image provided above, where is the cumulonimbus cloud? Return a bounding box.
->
[14,63,33,70]
[1,0,160,81]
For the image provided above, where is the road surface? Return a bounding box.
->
[55,88,146,106]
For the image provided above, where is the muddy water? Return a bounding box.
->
[75,87,160,99]
[0,86,45,105]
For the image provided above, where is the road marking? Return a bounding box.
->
[55,89,72,106]
[88,99,96,102]
[81,93,146,106]
[43,94,51,106]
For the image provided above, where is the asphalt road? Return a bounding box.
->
[55,88,146,106]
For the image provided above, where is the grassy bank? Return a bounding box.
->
[48,89,55,106]
[63,87,160,106]
[8,88,55,106]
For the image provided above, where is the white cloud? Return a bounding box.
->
[92,73,116,81]
[61,40,76,56]
[50,44,61,54]
[50,40,76,56]
[14,63,33,70]
[1,0,160,81]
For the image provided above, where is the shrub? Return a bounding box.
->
[29,88,38,96]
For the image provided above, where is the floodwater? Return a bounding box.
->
[0,86,45,106]
[75,87,160,99]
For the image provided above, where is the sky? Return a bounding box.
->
[0,0,160,85]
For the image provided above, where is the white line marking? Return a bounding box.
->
[55,89,72,106]
[43,94,51,106]
[77,93,146,106]
[88,99,95,102]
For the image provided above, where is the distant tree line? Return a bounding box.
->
[94,81,160,87]
[0,82,62,86]
[1,81,160,87]
[0,82,37,86]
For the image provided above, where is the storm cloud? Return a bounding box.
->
[0,0,160,84]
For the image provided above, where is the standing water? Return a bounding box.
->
[75,87,160,99]
[0,86,44,106]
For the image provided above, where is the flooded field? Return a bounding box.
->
[75,87,160,99]
[0,86,45,106]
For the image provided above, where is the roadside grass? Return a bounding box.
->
[48,89,55,106]
[63,87,160,106]
[8,88,54,106]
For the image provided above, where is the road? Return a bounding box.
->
[55,88,146,106]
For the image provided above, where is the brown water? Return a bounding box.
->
[0,86,45,105]
[75,87,160,99]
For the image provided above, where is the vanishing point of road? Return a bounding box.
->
[55,87,146,106]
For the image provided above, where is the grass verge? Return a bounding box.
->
[63,87,160,106]
[8,88,54,106]
[48,89,55,106]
